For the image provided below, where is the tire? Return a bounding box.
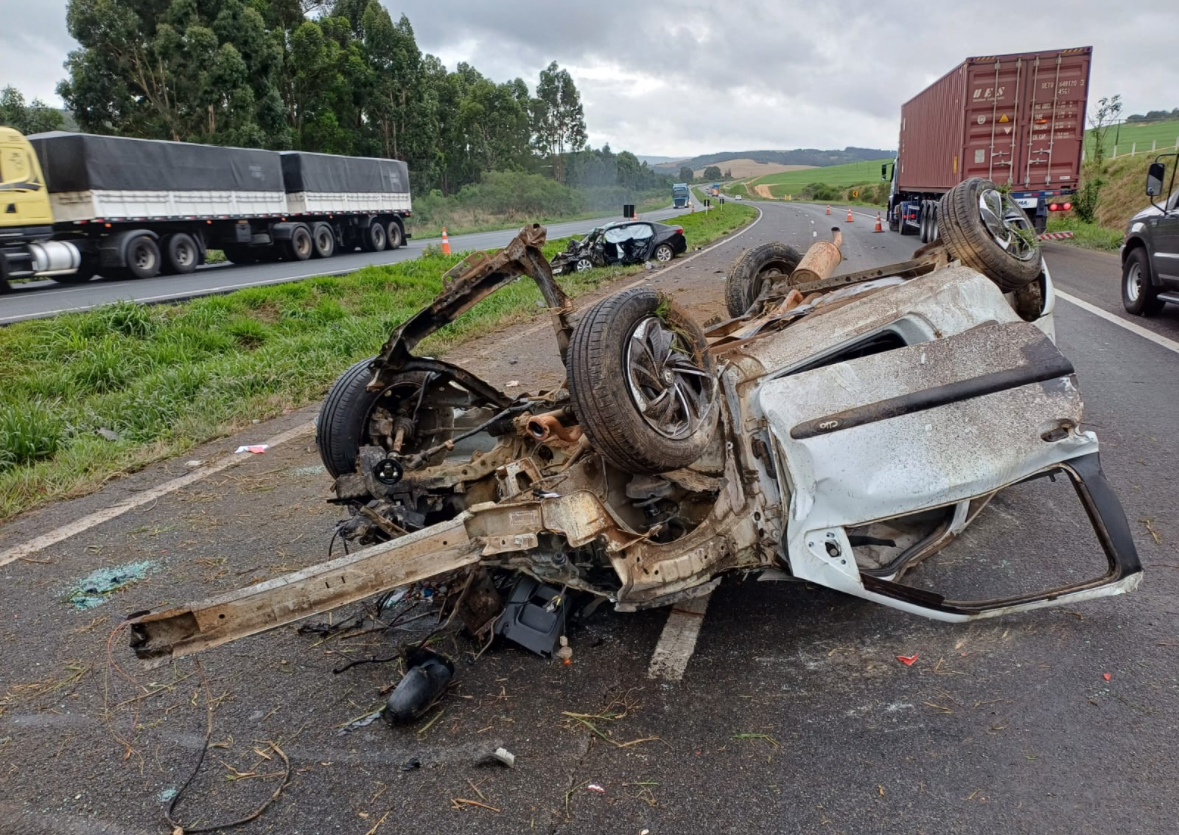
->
[724,242,803,318]
[887,208,899,233]
[575,257,594,273]
[161,232,198,275]
[386,219,404,250]
[317,360,442,479]
[652,243,675,264]
[361,220,387,253]
[568,287,720,475]
[282,225,313,262]
[311,223,336,259]
[221,244,259,265]
[113,235,161,279]
[929,206,939,243]
[918,206,929,243]
[1122,247,1165,316]
[898,208,916,236]
[938,177,1042,291]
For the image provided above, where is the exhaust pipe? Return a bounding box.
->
[526,414,583,444]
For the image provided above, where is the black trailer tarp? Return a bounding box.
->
[27,132,284,194]
[280,152,409,195]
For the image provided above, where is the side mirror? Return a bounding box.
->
[881,163,888,182]
[1147,162,1166,197]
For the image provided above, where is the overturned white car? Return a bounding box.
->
[129,179,1141,669]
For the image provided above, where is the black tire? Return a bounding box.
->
[724,242,802,318]
[938,177,1042,291]
[652,243,675,264]
[386,219,404,250]
[361,220,387,253]
[887,208,899,233]
[928,205,939,243]
[282,225,313,262]
[568,287,719,475]
[112,235,161,279]
[160,232,199,275]
[221,244,259,265]
[317,359,433,479]
[311,223,336,259]
[1122,247,1165,316]
[898,207,916,236]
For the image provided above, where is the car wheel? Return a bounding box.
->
[1122,248,1165,316]
[317,359,434,479]
[387,220,404,250]
[312,223,336,259]
[568,287,719,475]
[161,232,198,275]
[724,242,803,318]
[361,221,387,253]
[938,178,1042,291]
[575,258,594,272]
[653,243,675,263]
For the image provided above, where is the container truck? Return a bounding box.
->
[0,129,411,293]
[883,46,1091,241]
[672,182,690,208]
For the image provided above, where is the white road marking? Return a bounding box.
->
[1055,290,1179,357]
[0,422,313,567]
[647,592,712,681]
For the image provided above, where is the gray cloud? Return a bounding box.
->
[3,1,1177,157]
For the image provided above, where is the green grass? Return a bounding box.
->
[0,203,756,522]
[751,159,892,190]
[1045,216,1123,252]
[1086,119,1179,160]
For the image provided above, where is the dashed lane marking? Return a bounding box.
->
[0,422,313,567]
[1056,290,1179,357]
[647,592,712,681]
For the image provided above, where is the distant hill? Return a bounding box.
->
[636,155,683,166]
[652,147,895,173]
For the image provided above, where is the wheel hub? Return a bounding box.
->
[625,316,716,441]
[978,188,1038,262]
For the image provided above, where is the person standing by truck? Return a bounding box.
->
[884,46,1091,242]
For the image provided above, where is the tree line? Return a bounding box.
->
[3,0,673,197]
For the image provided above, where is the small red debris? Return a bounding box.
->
[1103,673,1112,681]
[586,784,605,794]
[896,654,918,666]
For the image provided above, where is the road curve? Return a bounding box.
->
[0,205,690,325]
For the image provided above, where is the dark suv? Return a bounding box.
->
[1122,155,1179,316]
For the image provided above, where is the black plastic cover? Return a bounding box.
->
[27,132,284,194]
[280,151,409,194]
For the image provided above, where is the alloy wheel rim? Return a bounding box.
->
[1126,263,1141,302]
[625,315,715,440]
[656,246,672,262]
[977,188,1039,262]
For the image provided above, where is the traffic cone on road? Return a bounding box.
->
[873,213,884,233]
[441,227,451,255]
[825,205,831,215]
[845,207,854,222]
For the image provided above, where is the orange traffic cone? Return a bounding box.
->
[873,213,884,233]
[845,207,854,222]
[441,227,451,255]
[825,205,831,215]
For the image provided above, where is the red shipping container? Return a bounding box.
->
[897,47,1091,195]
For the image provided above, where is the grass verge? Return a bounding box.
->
[1045,217,1123,252]
[0,203,756,523]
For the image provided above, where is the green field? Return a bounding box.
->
[1085,119,1179,160]
[751,158,892,190]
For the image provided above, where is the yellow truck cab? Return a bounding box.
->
[0,126,80,292]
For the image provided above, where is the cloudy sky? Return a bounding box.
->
[3,1,1176,159]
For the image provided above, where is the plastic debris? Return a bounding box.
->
[492,748,516,768]
[96,428,119,442]
[401,757,422,772]
[586,784,605,794]
[235,445,269,454]
[184,460,203,468]
[556,636,573,662]
[1103,672,1112,681]
[505,380,520,388]
[896,653,918,666]
[383,650,454,725]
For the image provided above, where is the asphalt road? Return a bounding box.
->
[0,206,689,325]
[2,201,1178,834]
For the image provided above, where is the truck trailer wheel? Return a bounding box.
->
[725,242,803,318]
[938,178,1041,292]
[161,233,198,275]
[568,286,719,475]
[361,221,387,253]
[110,235,161,280]
[386,219,404,250]
[282,225,313,262]
[221,244,259,265]
[311,223,336,259]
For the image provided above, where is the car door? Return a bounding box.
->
[757,319,1141,622]
[1153,189,1179,282]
